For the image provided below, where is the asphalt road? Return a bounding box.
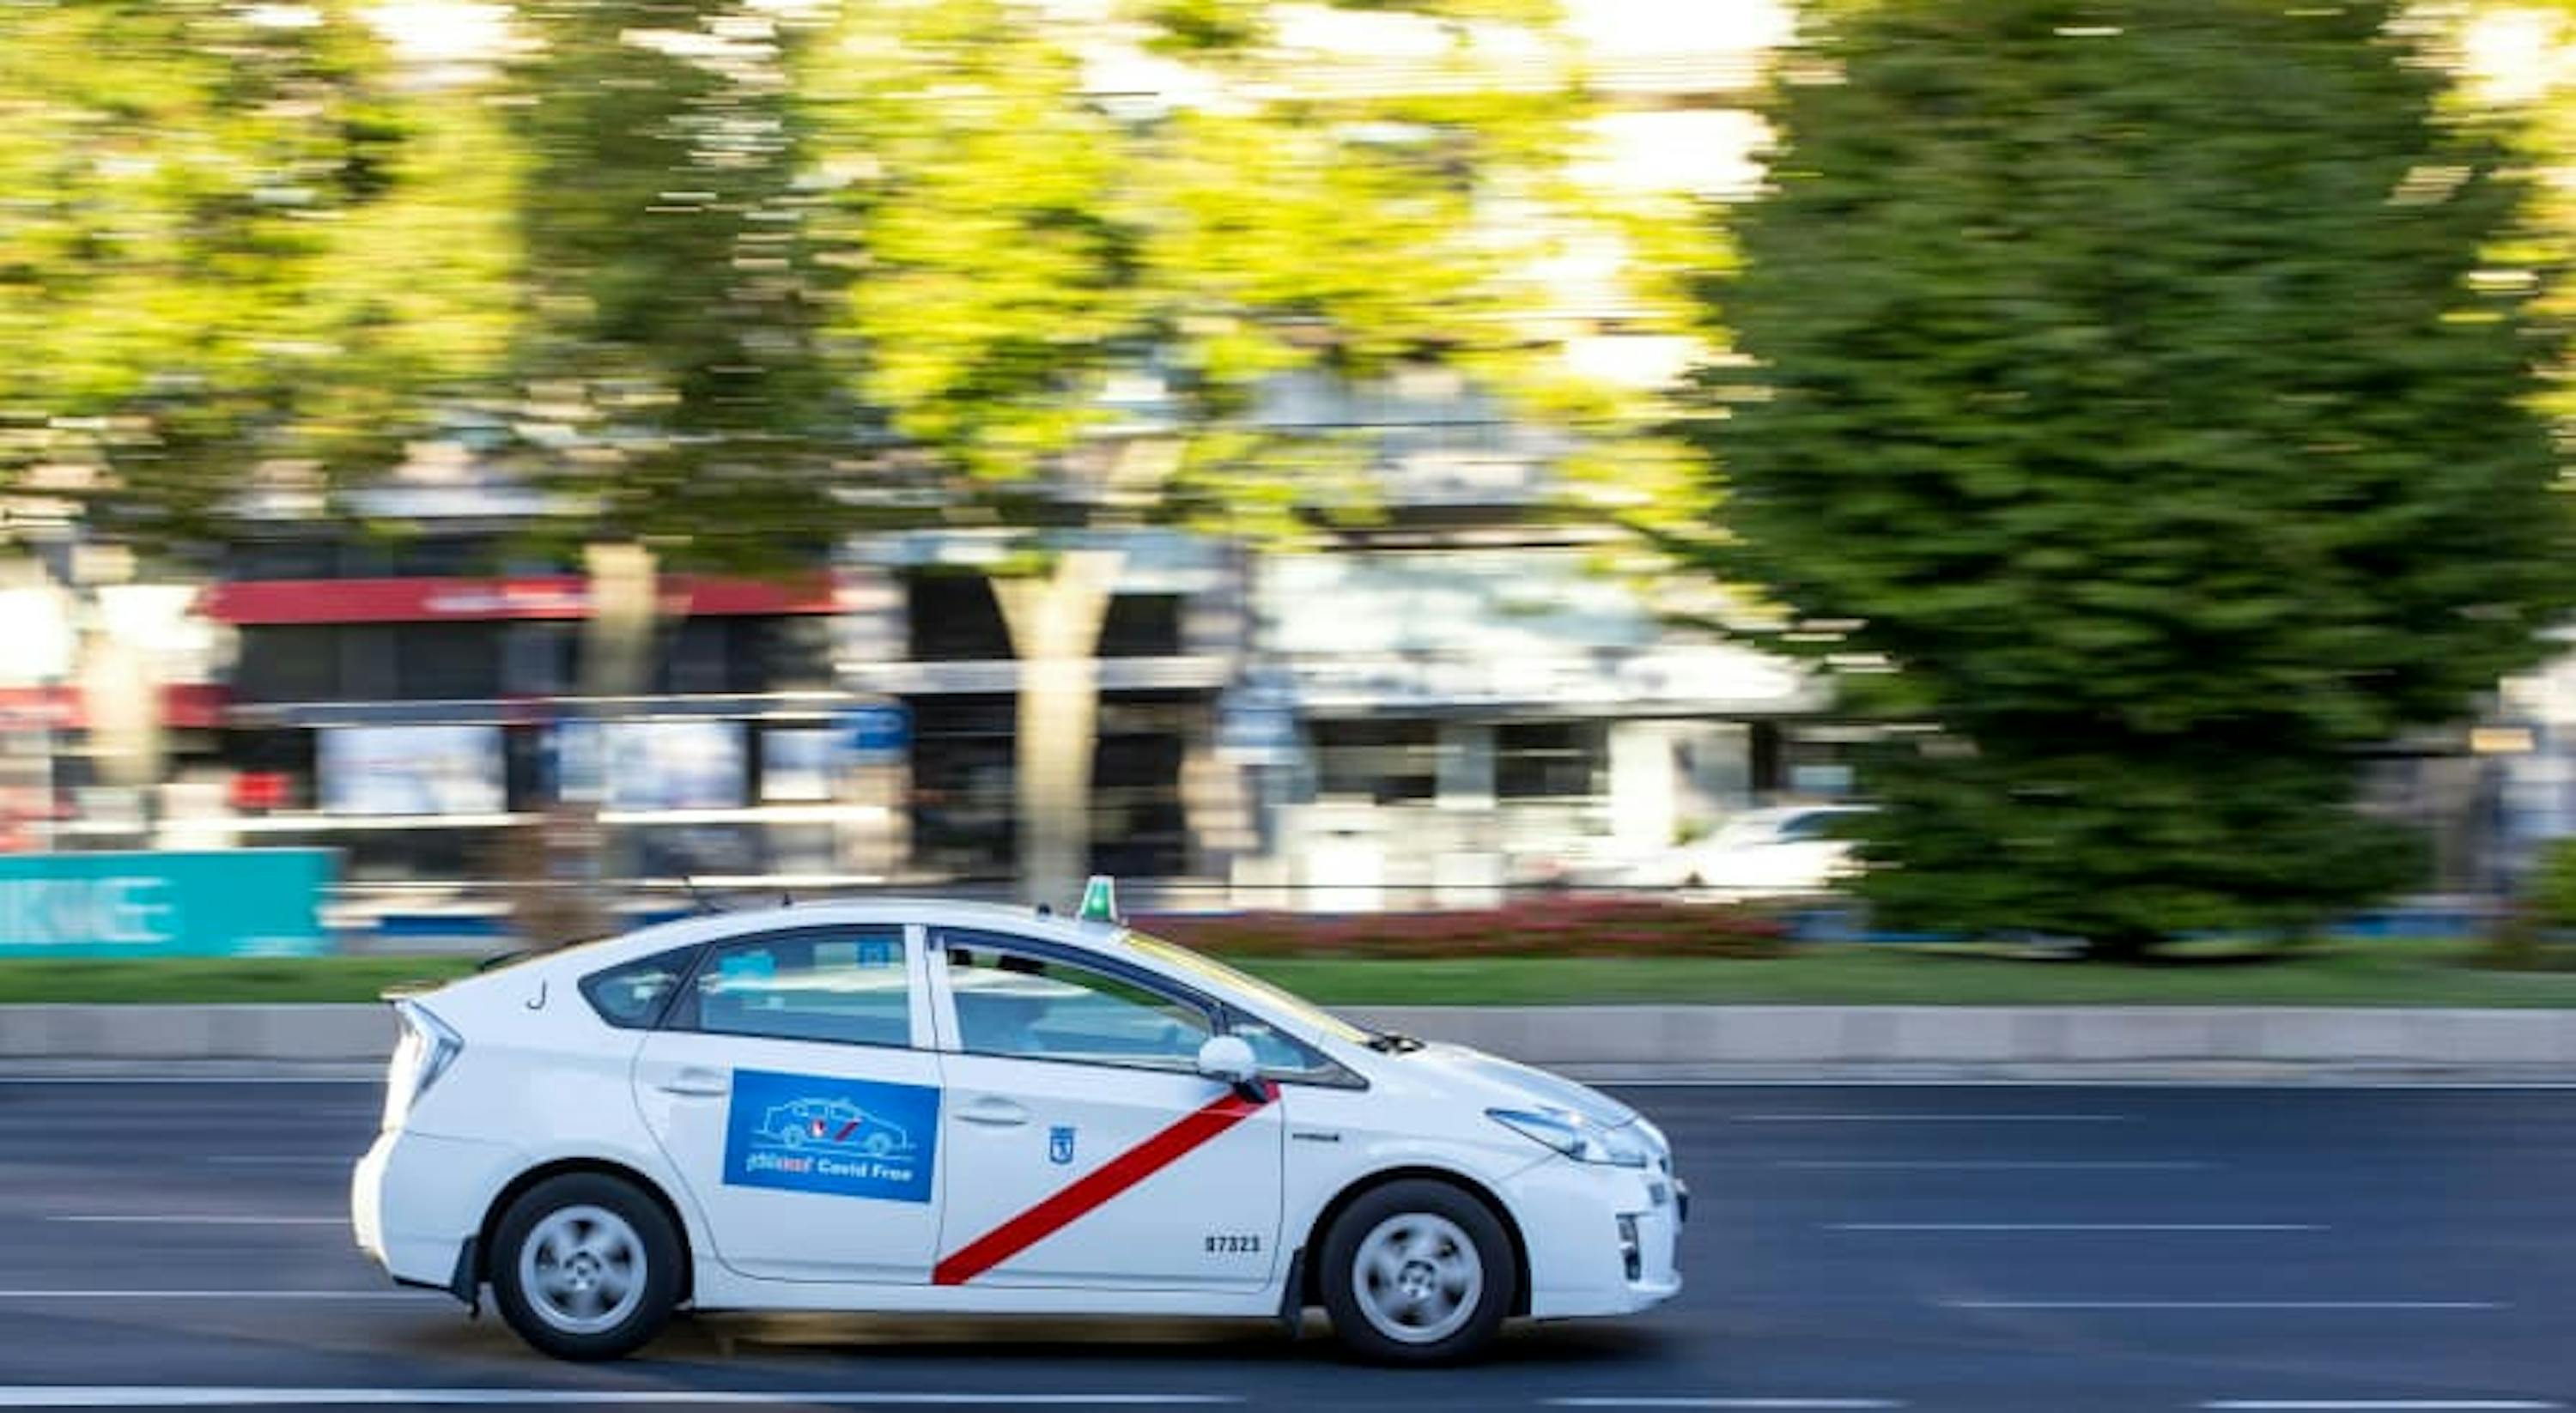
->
[0,1079,2567,1411]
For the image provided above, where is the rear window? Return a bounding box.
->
[580,946,700,1029]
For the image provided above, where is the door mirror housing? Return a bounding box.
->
[1195,1033,1260,1087]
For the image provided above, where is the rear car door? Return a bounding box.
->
[927,928,1284,1293]
[631,923,945,1283]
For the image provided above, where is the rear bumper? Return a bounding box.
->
[352,1128,519,1295]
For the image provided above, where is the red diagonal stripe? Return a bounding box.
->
[933,1086,1273,1287]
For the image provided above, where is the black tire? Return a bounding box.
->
[1319,1178,1516,1365]
[489,1173,683,1361]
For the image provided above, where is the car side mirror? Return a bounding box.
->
[1195,1034,1261,1095]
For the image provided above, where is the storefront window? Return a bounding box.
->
[905,573,1013,661]
[1313,720,1439,804]
[1497,721,1605,799]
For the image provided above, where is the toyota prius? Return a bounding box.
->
[351,885,1684,1363]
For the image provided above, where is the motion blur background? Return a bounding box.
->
[5,0,2576,966]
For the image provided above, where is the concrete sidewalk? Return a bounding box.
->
[5,1002,2575,1079]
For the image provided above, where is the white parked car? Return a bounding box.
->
[1593,804,1873,897]
[352,887,1685,1364]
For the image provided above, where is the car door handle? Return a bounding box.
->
[957,1097,1030,1127]
[654,1069,731,1098]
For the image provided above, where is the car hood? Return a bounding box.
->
[1406,1041,1638,1130]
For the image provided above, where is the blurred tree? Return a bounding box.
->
[505,0,848,572]
[0,0,516,813]
[1698,0,2576,955]
[502,2,856,903]
[0,0,513,534]
[805,0,1632,903]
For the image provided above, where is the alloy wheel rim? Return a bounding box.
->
[1352,1211,1483,1344]
[519,1204,646,1335]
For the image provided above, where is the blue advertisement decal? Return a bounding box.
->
[721,1068,940,1204]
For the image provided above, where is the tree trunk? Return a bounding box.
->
[582,542,659,703]
[513,541,659,945]
[993,550,1122,908]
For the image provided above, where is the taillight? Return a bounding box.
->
[380,999,464,1132]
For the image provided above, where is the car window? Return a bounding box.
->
[1120,928,1376,1048]
[675,927,913,1050]
[1779,811,1848,842]
[1224,1007,1365,1088]
[939,930,1214,1072]
[580,946,699,1029]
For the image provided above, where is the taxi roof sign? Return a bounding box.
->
[1078,875,1120,923]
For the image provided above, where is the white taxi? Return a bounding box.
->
[350,883,1685,1364]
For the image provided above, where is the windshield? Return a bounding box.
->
[1118,928,1376,1047]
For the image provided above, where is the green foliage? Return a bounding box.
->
[808,0,1596,543]
[2525,836,2576,930]
[0,0,505,537]
[504,1,849,567]
[1699,0,2576,948]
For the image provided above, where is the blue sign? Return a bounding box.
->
[0,849,335,957]
[722,1068,939,1204]
[1048,1125,1076,1166]
[837,704,910,762]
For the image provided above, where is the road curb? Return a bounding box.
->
[3,1003,2573,1076]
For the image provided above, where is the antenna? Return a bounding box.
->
[682,876,722,915]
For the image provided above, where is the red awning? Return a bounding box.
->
[197,574,840,626]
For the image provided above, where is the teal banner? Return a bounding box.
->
[0,849,336,957]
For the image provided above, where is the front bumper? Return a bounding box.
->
[1507,1158,1685,1319]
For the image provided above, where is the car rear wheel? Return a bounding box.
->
[490,1173,681,1361]
[1320,1179,1516,1365]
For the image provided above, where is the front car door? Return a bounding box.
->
[926,927,1284,1293]
[632,922,945,1283]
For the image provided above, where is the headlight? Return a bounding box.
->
[1488,1107,1652,1168]
[380,1000,464,1132]
[1633,1116,1674,1173]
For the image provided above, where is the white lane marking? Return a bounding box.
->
[0,1290,427,1301]
[1734,1113,2127,1123]
[198,1156,351,1167]
[7,1074,2575,1091]
[1831,1222,2322,1233]
[1946,1300,2505,1311]
[1601,1079,2576,1090]
[0,1077,378,1086]
[2204,1403,2564,1410]
[0,1393,1240,1409]
[1777,1160,2216,1170]
[1546,1401,1904,1410]
[46,1216,344,1226]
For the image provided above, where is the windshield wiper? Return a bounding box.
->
[1365,1031,1427,1053]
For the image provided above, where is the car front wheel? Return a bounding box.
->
[1320,1179,1516,1364]
[489,1173,682,1361]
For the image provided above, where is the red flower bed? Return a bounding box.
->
[1133,897,1790,959]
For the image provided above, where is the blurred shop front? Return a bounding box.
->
[197,567,907,890]
[1229,549,1831,908]
[834,531,1247,887]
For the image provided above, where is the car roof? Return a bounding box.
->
[557,896,1142,969]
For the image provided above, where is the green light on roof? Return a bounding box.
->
[1078,875,1119,923]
